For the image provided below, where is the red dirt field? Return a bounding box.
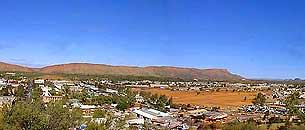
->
[134,88,258,110]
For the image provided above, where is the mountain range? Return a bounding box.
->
[0,62,243,80]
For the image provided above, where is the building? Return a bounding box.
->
[42,96,63,103]
[135,94,144,103]
[203,111,228,121]
[105,88,118,94]
[0,96,15,108]
[0,79,6,86]
[5,72,16,76]
[133,108,169,121]
[34,79,45,84]
[187,109,208,117]
[80,105,97,117]
[133,108,188,129]
[150,84,169,88]
[126,118,145,126]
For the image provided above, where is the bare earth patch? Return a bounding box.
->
[134,88,258,109]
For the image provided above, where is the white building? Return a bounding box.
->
[0,79,6,86]
[34,79,45,84]
[135,94,144,103]
[106,88,118,94]
[133,108,169,120]
[126,118,145,125]
[41,86,52,97]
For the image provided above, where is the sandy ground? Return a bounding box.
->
[134,88,258,109]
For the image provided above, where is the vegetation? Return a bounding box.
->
[277,124,305,130]
[221,121,261,130]
[253,92,266,106]
[0,100,83,130]
[115,88,136,111]
[139,91,172,112]
[281,92,305,129]
[93,109,107,118]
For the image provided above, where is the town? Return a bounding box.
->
[1,72,305,130]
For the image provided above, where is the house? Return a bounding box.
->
[0,96,15,108]
[135,94,144,103]
[5,72,16,76]
[69,99,98,117]
[54,83,63,91]
[69,85,83,92]
[299,92,305,99]
[80,105,97,117]
[133,108,169,120]
[41,86,52,97]
[126,118,145,125]
[34,79,45,84]
[150,84,169,88]
[153,116,188,129]
[0,79,6,86]
[132,108,188,129]
[105,88,118,94]
[41,85,63,103]
[187,109,208,118]
[203,111,228,121]
[125,85,150,88]
[84,84,98,91]
[42,96,63,103]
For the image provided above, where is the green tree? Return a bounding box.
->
[31,87,42,102]
[44,102,83,130]
[86,122,108,130]
[0,87,9,96]
[6,101,46,130]
[16,85,25,100]
[278,125,305,130]
[282,92,305,127]
[93,109,107,118]
[252,92,266,106]
[116,99,129,111]
[1,99,83,130]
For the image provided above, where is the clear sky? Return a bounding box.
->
[0,0,305,79]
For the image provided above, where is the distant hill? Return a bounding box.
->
[0,62,243,80]
[0,62,33,72]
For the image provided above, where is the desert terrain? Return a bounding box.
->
[134,88,258,110]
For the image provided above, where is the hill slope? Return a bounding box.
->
[0,62,33,72]
[39,63,243,80]
[0,62,243,80]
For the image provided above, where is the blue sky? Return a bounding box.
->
[0,0,305,79]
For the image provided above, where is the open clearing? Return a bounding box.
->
[134,88,258,109]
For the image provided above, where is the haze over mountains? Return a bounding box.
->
[0,62,243,80]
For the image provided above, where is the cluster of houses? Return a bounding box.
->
[2,72,305,129]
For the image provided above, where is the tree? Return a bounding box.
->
[31,87,42,102]
[252,92,266,106]
[93,109,107,118]
[222,121,261,130]
[151,94,159,104]
[6,100,46,130]
[116,99,129,111]
[44,102,83,130]
[197,91,201,95]
[16,85,25,100]
[0,87,9,96]
[278,125,305,130]
[282,92,305,127]
[1,99,83,130]
[86,122,108,130]
[114,88,136,111]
